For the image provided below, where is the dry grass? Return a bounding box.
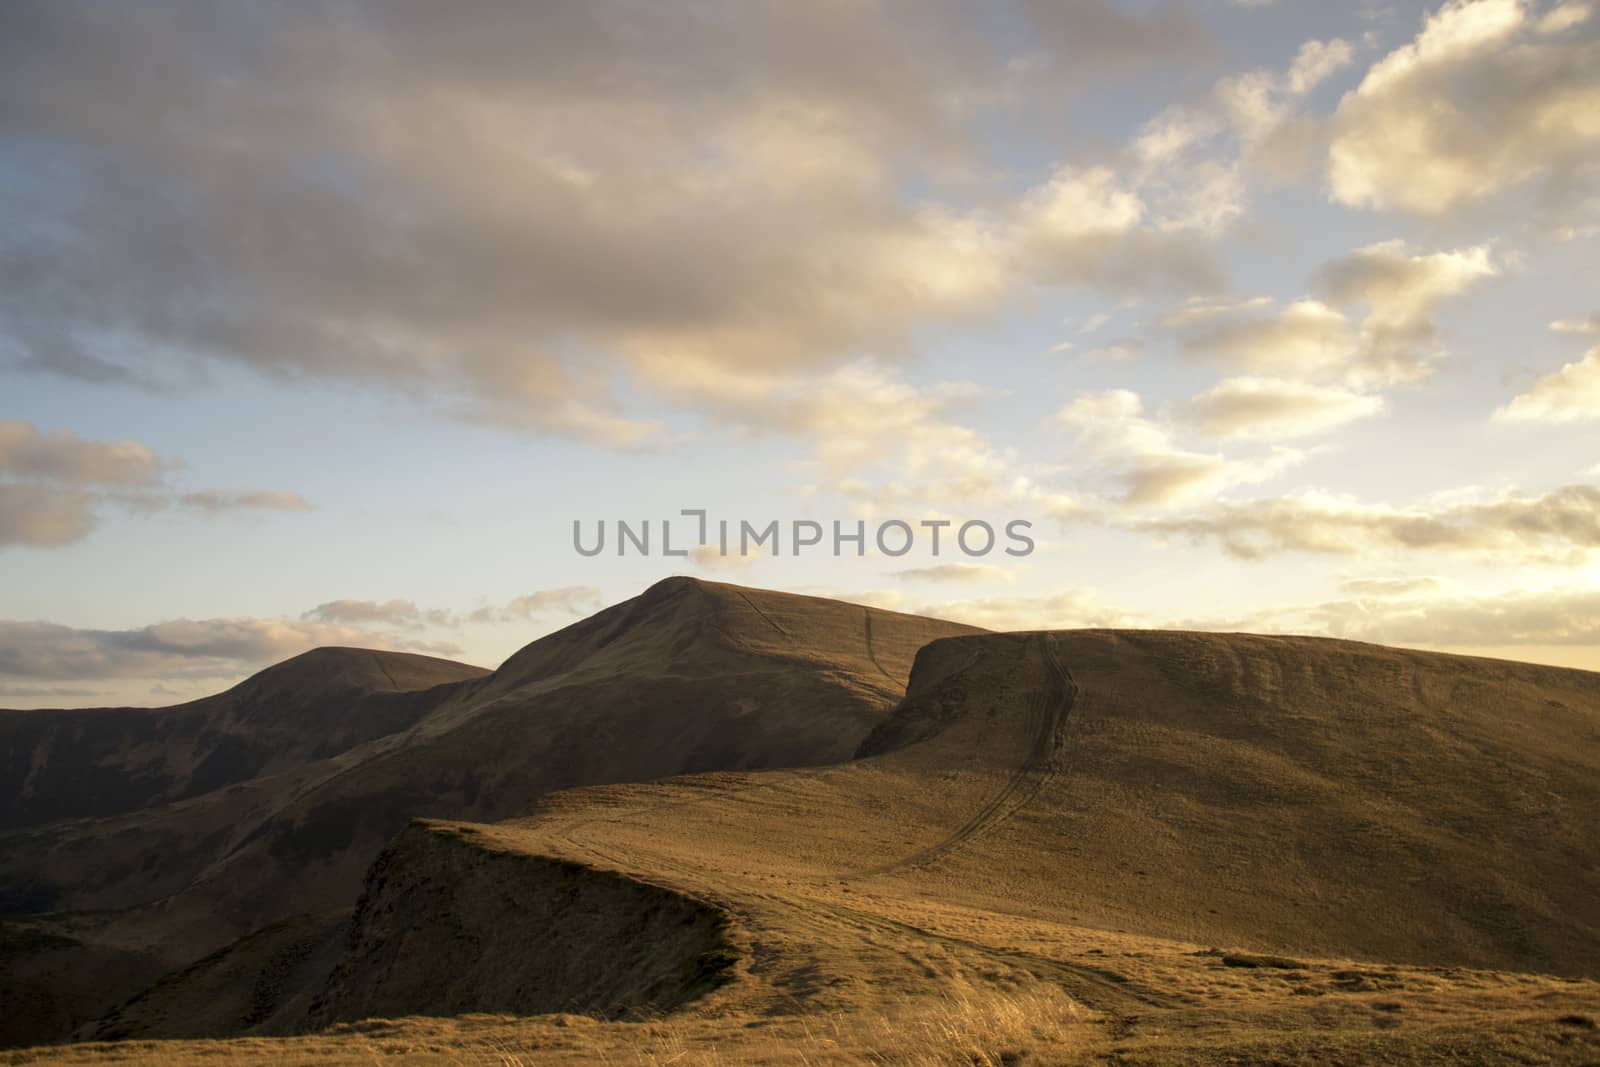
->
[529,978,1084,1067]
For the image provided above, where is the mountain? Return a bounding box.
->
[474,629,1600,979]
[0,647,489,831]
[0,577,978,1046]
[10,584,1600,1062]
[224,626,1597,1062]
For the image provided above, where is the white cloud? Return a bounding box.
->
[1311,584,1600,646]
[683,360,1079,522]
[1551,315,1600,334]
[1338,575,1444,596]
[1539,2,1595,34]
[915,588,1139,631]
[1133,32,1352,192]
[905,575,1600,655]
[1185,377,1384,440]
[1494,347,1600,422]
[1314,239,1498,385]
[1079,337,1146,362]
[1137,484,1600,562]
[485,587,606,621]
[890,563,1014,584]
[1057,389,1303,508]
[1328,0,1600,214]
[1288,37,1358,94]
[1179,299,1357,378]
[1176,241,1497,387]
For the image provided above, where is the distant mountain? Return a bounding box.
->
[0,647,489,831]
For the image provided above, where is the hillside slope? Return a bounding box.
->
[0,578,978,1046]
[75,625,1599,1062]
[0,647,489,831]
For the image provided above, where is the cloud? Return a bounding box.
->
[890,563,1013,584]
[687,544,760,573]
[1338,576,1444,596]
[0,617,461,682]
[0,485,97,547]
[175,490,314,513]
[1184,376,1384,440]
[1057,388,1302,508]
[168,587,606,638]
[0,421,162,485]
[496,587,605,620]
[1540,2,1595,34]
[899,575,1600,655]
[304,599,455,629]
[1159,295,1274,328]
[1133,33,1353,190]
[1078,337,1146,362]
[1179,299,1357,378]
[1,1,1226,448]
[915,589,1139,632]
[1019,0,1215,75]
[1328,0,1600,214]
[689,360,1078,521]
[1310,585,1600,646]
[1552,315,1600,334]
[1012,165,1225,292]
[0,421,309,548]
[466,587,604,623]
[1137,484,1600,561]
[1493,348,1600,422]
[1175,241,1496,387]
[1314,240,1498,384]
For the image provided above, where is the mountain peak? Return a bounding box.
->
[230,646,488,701]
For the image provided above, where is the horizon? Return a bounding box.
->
[4,0,1600,707]
[16,573,1600,712]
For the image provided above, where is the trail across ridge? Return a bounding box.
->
[862,608,898,684]
[858,632,1076,877]
[733,588,794,639]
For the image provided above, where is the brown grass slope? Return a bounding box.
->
[0,648,488,833]
[855,630,1600,976]
[0,578,976,1047]
[292,626,1600,1009]
[484,629,1600,981]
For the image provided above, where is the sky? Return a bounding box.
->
[2,0,1599,707]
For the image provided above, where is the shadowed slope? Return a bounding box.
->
[0,648,489,832]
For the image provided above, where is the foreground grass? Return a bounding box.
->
[10,975,1598,1066]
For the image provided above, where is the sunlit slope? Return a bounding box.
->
[498,629,1600,978]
